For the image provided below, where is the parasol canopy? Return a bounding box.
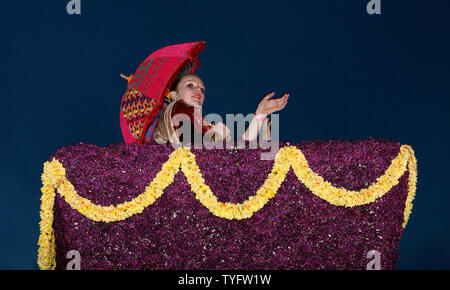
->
[120,41,206,144]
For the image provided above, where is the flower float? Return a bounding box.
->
[38,138,417,270]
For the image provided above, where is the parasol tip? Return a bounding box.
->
[120,74,133,83]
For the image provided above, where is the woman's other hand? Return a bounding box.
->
[210,122,231,140]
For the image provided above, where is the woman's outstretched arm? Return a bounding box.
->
[242,92,289,141]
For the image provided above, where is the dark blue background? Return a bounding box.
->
[1,0,448,269]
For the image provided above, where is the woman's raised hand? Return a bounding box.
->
[255,92,289,115]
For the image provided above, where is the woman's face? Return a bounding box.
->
[171,74,205,107]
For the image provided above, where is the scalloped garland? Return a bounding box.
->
[38,144,417,270]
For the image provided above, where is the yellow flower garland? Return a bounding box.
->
[38,144,418,269]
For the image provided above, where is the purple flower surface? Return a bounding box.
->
[48,137,409,270]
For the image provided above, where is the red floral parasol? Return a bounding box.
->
[119,41,206,144]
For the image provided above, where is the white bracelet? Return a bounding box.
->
[254,113,267,122]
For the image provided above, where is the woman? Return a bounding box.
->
[152,73,289,145]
